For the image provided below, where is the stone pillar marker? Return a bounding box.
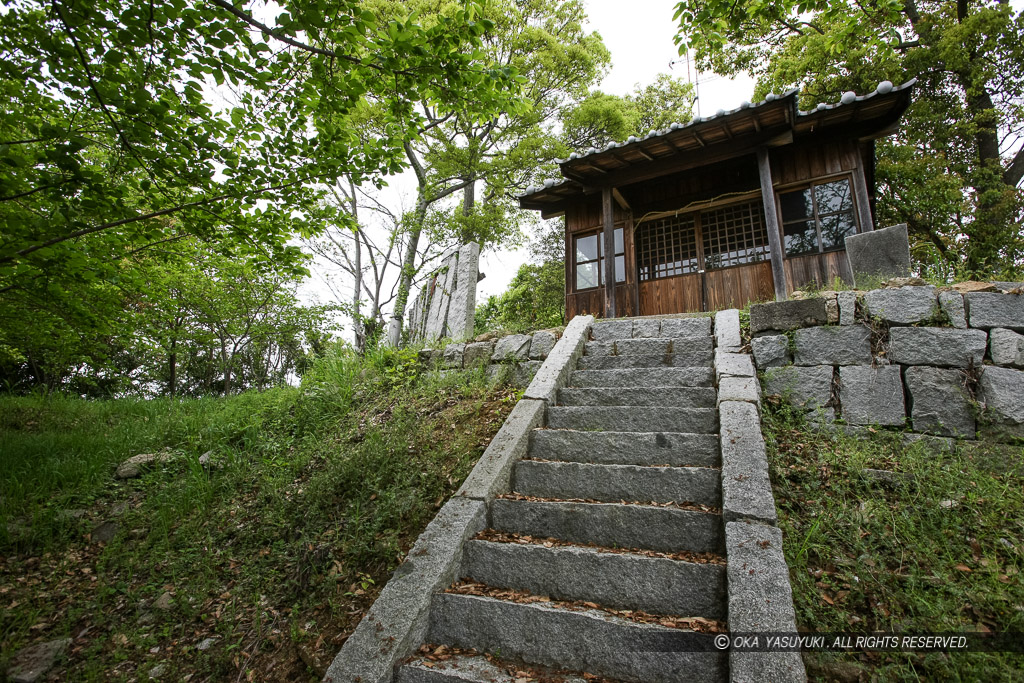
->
[447,242,480,339]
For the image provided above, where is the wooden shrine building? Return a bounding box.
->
[518,80,916,319]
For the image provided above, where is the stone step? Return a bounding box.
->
[529,430,720,467]
[460,539,726,619]
[570,368,714,388]
[397,652,595,683]
[584,337,713,358]
[491,498,723,554]
[546,406,718,433]
[513,461,721,507]
[557,386,717,408]
[576,353,712,370]
[428,593,727,683]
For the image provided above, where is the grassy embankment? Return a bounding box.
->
[763,402,1024,681]
[0,346,518,681]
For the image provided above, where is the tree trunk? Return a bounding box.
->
[349,178,366,353]
[388,192,427,346]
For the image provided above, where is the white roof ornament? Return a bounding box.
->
[765,93,776,102]
[876,80,893,94]
[816,102,827,111]
[841,91,856,105]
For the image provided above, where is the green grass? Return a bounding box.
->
[763,401,1024,681]
[0,346,519,681]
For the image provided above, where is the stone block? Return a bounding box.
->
[485,364,512,385]
[718,376,760,406]
[725,523,806,683]
[714,309,742,351]
[528,330,557,360]
[590,319,632,341]
[660,316,713,338]
[905,366,976,438]
[939,291,967,328]
[839,365,906,426]
[837,291,857,325]
[442,343,465,368]
[793,325,872,366]
[461,341,494,369]
[715,350,755,379]
[844,223,911,286]
[989,328,1024,367]
[323,497,487,683]
[888,327,987,367]
[751,335,790,369]
[720,402,776,525]
[761,366,833,410]
[632,318,661,337]
[966,292,1024,330]
[750,299,827,334]
[491,334,532,363]
[863,286,938,325]
[979,366,1024,439]
[457,399,545,502]
[445,242,480,339]
[825,296,840,324]
[524,315,593,403]
[512,360,542,388]
[6,638,71,683]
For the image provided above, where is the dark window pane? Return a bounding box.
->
[820,211,857,250]
[779,189,813,223]
[815,179,853,214]
[614,228,624,255]
[576,234,598,262]
[576,262,599,289]
[615,255,625,282]
[783,220,819,255]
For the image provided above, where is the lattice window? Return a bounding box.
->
[636,215,698,282]
[701,200,770,270]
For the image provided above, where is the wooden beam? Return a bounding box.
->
[612,188,631,211]
[851,154,875,232]
[602,187,616,318]
[579,128,793,190]
[757,147,789,302]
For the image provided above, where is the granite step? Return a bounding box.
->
[396,652,597,683]
[556,386,717,408]
[513,460,721,507]
[570,367,714,388]
[584,337,713,358]
[528,429,720,467]
[546,406,718,433]
[459,539,726,619]
[490,498,723,554]
[576,353,712,370]
[428,593,727,683]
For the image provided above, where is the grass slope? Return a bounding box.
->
[0,346,517,681]
[763,401,1024,681]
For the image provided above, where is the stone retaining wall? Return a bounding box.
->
[750,285,1024,440]
[418,328,561,388]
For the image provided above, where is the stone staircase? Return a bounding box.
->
[397,317,729,682]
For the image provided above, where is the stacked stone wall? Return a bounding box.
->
[751,285,1024,441]
[417,329,561,388]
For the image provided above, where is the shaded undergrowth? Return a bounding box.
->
[0,345,518,681]
[762,399,1024,681]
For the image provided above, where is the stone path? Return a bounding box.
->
[397,317,728,682]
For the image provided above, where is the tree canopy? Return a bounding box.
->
[673,0,1024,275]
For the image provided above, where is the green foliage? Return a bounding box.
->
[1,0,526,356]
[672,0,1024,276]
[0,347,518,678]
[762,402,1024,679]
[560,74,696,152]
[475,261,565,334]
[0,238,336,396]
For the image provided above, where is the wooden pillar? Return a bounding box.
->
[851,162,875,232]
[602,187,617,318]
[757,147,789,302]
